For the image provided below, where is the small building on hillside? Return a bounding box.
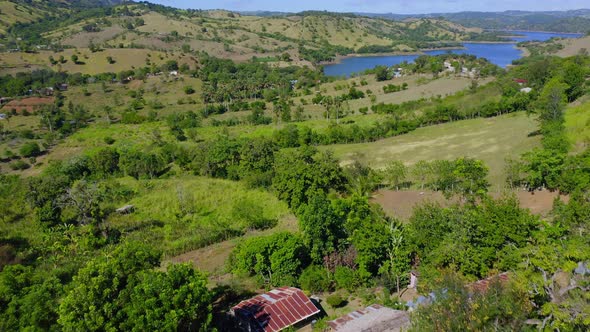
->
[520,87,533,93]
[0,113,6,120]
[230,287,321,332]
[328,304,409,332]
[514,78,528,86]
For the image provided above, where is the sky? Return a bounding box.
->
[147,0,590,14]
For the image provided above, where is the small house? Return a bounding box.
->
[169,70,178,76]
[514,78,528,86]
[230,287,321,332]
[0,113,6,120]
[58,83,69,91]
[520,87,532,93]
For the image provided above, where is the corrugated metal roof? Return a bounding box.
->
[469,272,510,293]
[232,287,320,332]
[328,304,409,332]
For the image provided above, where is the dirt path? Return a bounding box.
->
[164,215,298,278]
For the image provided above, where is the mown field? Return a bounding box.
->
[322,111,540,189]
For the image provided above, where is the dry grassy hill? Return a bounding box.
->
[1,3,485,68]
[0,1,47,34]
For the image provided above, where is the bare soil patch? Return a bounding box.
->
[372,189,568,220]
[1,97,54,113]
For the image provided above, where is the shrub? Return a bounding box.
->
[19,142,41,157]
[299,265,332,293]
[9,160,30,170]
[231,198,276,230]
[326,294,347,308]
[334,266,359,291]
[184,86,195,95]
[103,137,115,145]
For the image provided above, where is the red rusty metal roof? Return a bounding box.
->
[232,287,320,332]
[469,272,510,293]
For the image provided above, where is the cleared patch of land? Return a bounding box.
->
[372,189,568,220]
[556,35,590,57]
[322,112,540,189]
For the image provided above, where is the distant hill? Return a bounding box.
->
[357,10,590,33]
[1,2,496,65]
[0,0,126,34]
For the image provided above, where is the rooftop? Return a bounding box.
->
[328,304,409,332]
[231,286,320,332]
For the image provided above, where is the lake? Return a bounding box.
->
[323,31,583,77]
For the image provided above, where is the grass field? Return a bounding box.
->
[556,35,590,57]
[322,111,540,189]
[0,48,198,76]
[565,98,590,152]
[106,176,293,258]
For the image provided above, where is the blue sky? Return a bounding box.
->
[148,0,589,14]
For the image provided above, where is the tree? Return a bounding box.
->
[412,160,431,190]
[384,160,407,190]
[448,157,489,203]
[298,193,345,264]
[106,56,115,64]
[0,265,63,331]
[230,232,308,286]
[19,142,41,158]
[375,65,389,81]
[123,264,212,332]
[561,61,587,102]
[272,147,345,209]
[522,148,565,190]
[119,149,166,179]
[89,147,120,177]
[71,54,79,64]
[62,180,104,233]
[536,77,568,123]
[58,242,162,331]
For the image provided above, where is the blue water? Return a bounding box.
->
[323,31,583,77]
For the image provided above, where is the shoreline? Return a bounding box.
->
[322,46,468,65]
[487,29,584,35]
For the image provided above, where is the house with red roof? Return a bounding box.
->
[230,287,321,332]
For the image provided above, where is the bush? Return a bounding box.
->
[299,265,332,293]
[9,160,30,170]
[103,137,115,145]
[326,294,347,308]
[231,198,276,230]
[19,142,41,157]
[184,86,195,95]
[334,266,359,291]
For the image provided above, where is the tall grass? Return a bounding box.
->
[106,176,292,257]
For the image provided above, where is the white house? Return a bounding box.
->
[520,87,533,93]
